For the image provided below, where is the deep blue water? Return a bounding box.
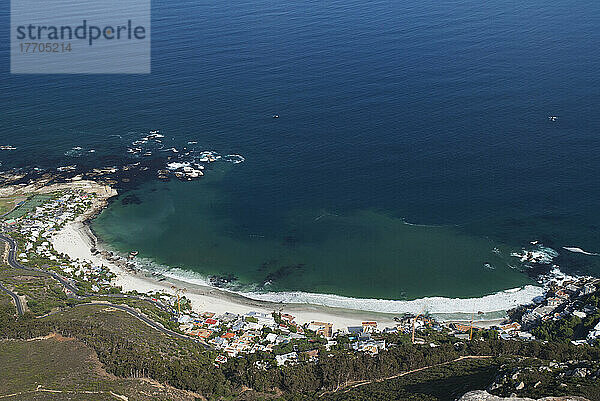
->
[2,0,600,299]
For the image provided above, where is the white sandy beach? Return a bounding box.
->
[44,179,540,330]
[0,177,543,330]
[50,219,529,330]
[51,220,401,329]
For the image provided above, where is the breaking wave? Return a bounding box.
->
[563,246,599,256]
[223,154,245,164]
[238,286,544,315]
[158,266,543,316]
[96,235,564,320]
[166,162,191,170]
[64,147,84,157]
[511,244,559,265]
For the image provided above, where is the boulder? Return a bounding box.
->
[457,390,590,401]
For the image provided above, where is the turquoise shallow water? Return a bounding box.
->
[92,166,533,300]
[2,0,600,302]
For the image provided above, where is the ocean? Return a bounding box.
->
[1,0,600,311]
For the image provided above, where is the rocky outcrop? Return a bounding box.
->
[457,390,590,401]
[0,179,117,199]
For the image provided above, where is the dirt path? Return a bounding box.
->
[319,355,493,397]
[0,387,128,400]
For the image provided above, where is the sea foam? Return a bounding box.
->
[166,162,191,170]
[239,286,544,315]
[563,246,599,256]
[159,266,543,315]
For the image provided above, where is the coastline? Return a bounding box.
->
[56,221,528,329]
[0,176,552,330]
[53,220,407,328]
[44,180,546,330]
[55,220,514,329]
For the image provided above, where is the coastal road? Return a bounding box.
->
[0,233,79,294]
[0,281,23,315]
[96,293,174,314]
[0,233,208,346]
[76,301,209,346]
[0,235,173,313]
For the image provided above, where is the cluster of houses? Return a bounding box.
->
[350,331,386,354]
[587,321,600,342]
[520,278,598,339]
[178,310,310,363]
[446,277,600,345]
[6,192,86,257]
[3,190,115,293]
[3,187,600,371]
[495,322,534,341]
[176,308,398,366]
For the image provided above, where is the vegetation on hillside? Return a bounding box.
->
[0,335,200,401]
[2,299,600,400]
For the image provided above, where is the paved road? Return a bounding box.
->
[0,234,79,294]
[0,233,206,346]
[76,302,208,346]
[0,281,23,315]
[95,293,174,314]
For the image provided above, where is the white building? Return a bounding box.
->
[587,321,600,342]
[275,352,298,366]
[580,283,596,296]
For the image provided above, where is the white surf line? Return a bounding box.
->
[239,285,544,316]
[563,247,599,256]
[154,264,545,317]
